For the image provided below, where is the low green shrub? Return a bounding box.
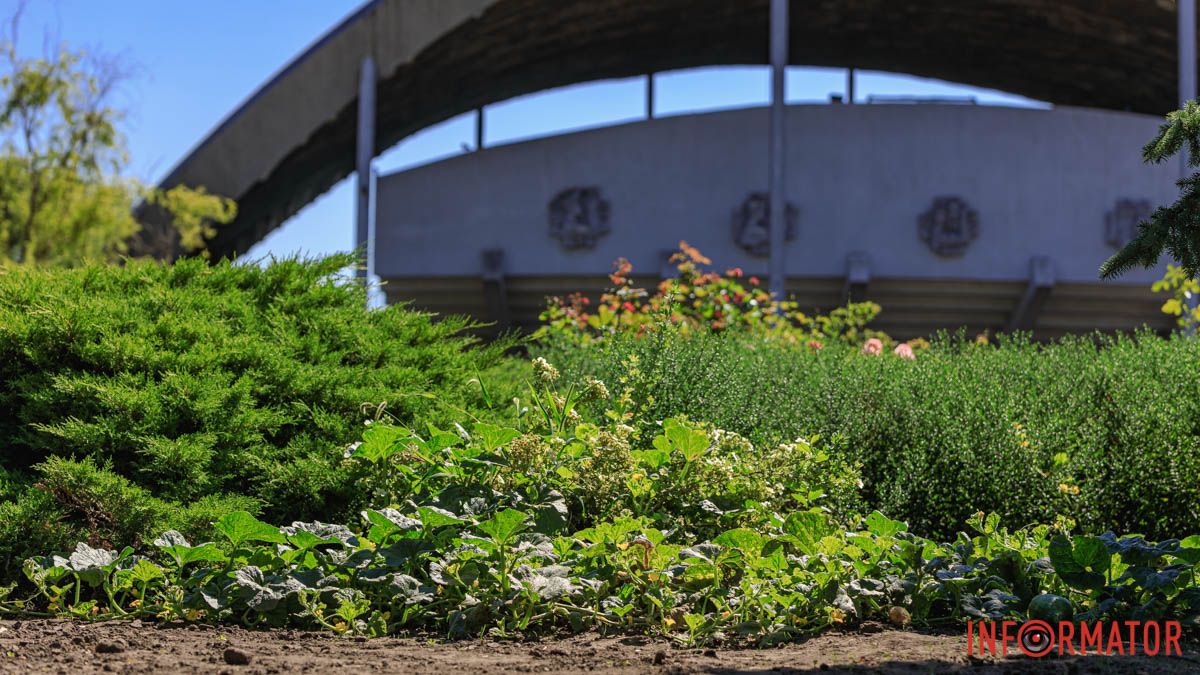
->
[0,457,258,575]
[0,255,506,575]
[8,363,1198,645]
[543,328,1200,540]
[11,507,1200,644]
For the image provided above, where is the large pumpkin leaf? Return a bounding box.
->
[477,509,529,545]
[865,511,908,539]
[214,511,286,548]
[782,511,834,556]
[472,423,521,453]
[1049,535,1110,591]
[714,528,765,558]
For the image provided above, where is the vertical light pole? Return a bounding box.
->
[368,166,381,307]
[646,72,656,120]
[846,67,856,105]
[356,56,377,288]
[475,107,485,152]
[768,0,788,300]
[1181,0,1196,165]
[1181,0,1198,329]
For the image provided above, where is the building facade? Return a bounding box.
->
[377,103,1175,338]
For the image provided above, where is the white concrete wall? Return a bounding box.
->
[375,104,1176,285]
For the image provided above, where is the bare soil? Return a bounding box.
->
[1,619,1198,674]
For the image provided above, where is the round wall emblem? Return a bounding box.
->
[918,196,979,258]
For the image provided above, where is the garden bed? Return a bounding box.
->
[5,252,1200,667]
[3,620,1199,674]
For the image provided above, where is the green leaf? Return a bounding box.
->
[161,542,226,568]
[477,508,529,545]
[473,423,521,453]
[1049,535,1110,591]
[155,533,226,567]
[633,447,670,470]
[662,418,709,462]
[353,424,409,463]
[783,511,834,556]
[1176,535,1200,564]
[1127,565,1187,591]
[651,433,672,456]
[213,511,286,548]
[287,530,340,551]
[681,562,718,587]
[864,511,907,538]
[129,559,164,584]
[363,509,421,544]
[683,613,707,631]
[421,430,463,454]
[573,517,647,545]
[417,506,466,530]
[713,528,764,558]
[531,498,570,536]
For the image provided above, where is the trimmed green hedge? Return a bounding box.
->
[0,255,504,573]
[546,330,1200,540]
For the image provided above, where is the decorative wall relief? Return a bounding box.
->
[918,196,979,258]
[548,187,611,250]
[732,192,798,257]
[1105,198,1151,249]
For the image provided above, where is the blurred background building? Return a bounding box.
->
[152,0,1197,339]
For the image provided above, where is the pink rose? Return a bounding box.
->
[861,338,883,356]
[894,342,916,360]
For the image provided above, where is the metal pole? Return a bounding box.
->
[368,166,379,306]
[1181,0,1198,330]
[768,0,788,301]
[846,67,855,105]
[356,56,377,286]
[1182,0,1196,165]
[475,107,485,151]
[646,73,655,119]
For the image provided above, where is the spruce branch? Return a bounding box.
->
[1100,100,1200,279]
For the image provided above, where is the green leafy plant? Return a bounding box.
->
[11,510,1200,644]
[1152,263,1200,331]
[344,362,863,542]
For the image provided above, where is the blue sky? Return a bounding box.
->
[8,0,1044,260]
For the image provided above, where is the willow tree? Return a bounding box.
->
[0,12,234,266]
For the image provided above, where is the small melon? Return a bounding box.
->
[1027,593,1072,623]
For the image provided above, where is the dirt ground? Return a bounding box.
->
[1,619,1198,674]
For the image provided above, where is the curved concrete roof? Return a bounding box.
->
[156,0,1189,258]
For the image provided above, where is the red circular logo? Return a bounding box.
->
[1018,620,1055,658]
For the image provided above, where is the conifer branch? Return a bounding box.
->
[1101,100,1200,279]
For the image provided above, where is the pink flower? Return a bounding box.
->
[894,342,916,360]
[808,339,824,351]
[861,338,883,356]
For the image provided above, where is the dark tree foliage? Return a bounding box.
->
[1101,100,1200,279]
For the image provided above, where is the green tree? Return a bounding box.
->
[1101,100,1200,279]
[0,11,234,266]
